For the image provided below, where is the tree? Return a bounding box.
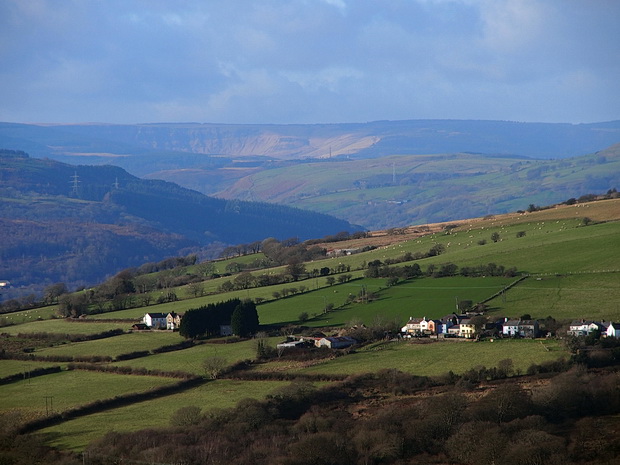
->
[196,261,216,278]
[58,293,89,317]
[516,230,526,238]
[179,308,206,339]
[202,356,227,379]
[187,282,205,298]
[491,232,500,242]
[231,299,259,337]
[43,282,68,304]
[287,261,306,281]
[234,271,255,289]
[298,311,309,323]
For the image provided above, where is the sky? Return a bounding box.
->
[1,0,619,125]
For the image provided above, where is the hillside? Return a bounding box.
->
[1,197,620,461]
[2,121,619,231]
[219,144,620,229]
[0,150,358,294]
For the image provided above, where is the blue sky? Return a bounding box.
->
[1,0,618,124]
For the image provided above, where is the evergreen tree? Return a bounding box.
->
[231,299,259,337]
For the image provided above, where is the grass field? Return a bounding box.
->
[258,276,515,327]
[286,338,567,377]
[0,360,64,378]
[112,337,277,375]
[0,305,58,325]
[0,318,128,336]
[39,379,302,451]
[487,272,620,321]
[34,331,181,359]
[0,370,176,417]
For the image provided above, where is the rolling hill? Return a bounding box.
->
[0,150,358,294]
[2,120,619,232]
[219,144,620,229]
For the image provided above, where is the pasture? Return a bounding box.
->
[1,198,618,452]
[112,337,278,376]
[33,331,180,359]
[39,379,306,451]
[0,370,176,417]
[258,276,515,327]
[289,338,567,377]
[488,272,620,321]
[0,318,127,336]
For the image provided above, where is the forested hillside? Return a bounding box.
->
[0,150,358,294]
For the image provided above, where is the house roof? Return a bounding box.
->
[323,336,356,343]
[145,312,167,318]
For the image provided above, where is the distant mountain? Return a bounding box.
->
[0,150,359,292]
[2,119,620,165]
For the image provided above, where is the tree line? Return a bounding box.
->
[179,298,259,339]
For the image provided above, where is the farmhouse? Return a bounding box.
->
[605,322,620,338]
[502,319,539,338]
[401,317,427,336]
[143,312,167,329]
[568,320,602,337]
[459,319,475,339]
[166,312,182,330]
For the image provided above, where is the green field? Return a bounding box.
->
[112,337,278,375]
[487,272,620,321]
[39,379,302,451]
[0,360,64,378]
[0,370,176,416]
[34,331,181,359]
[287,338,567,377]
[1,318,128,336]
[258,276,514,327]
[0,305,58,325]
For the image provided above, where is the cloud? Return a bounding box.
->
[0,0,618,124]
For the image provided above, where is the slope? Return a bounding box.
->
[0,150,358,293]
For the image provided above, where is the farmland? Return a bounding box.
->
[1,197,619,452]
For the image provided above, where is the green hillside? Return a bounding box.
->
[220,145,620,229]
[1,197,619,453]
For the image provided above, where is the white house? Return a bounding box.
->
[606,322,620,338]
[143,312,167,329]
[502,319,521,337]
[568,320,601,337]
[401,317,425,335]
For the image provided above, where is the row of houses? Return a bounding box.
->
[401,315,540,339]
[402,315,620,339]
